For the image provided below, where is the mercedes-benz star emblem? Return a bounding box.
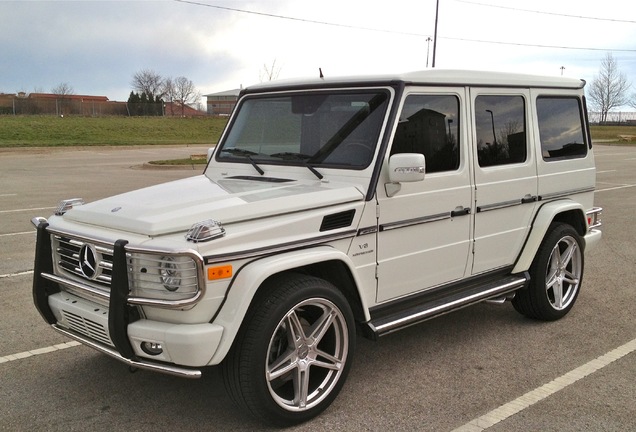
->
[79,244,98,279]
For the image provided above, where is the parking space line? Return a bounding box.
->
[0,270,34,279]
[451,338,636,432]
[0,341,81,365]
[0,206,55,214]
[0,231,34,238]
[0,193,18,197]
[595,184,636,193]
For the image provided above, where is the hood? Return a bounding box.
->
[63,175,364,236]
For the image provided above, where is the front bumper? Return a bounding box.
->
[32,220,221,379]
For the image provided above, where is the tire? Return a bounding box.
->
[513,222,584,321]
[221,273,355,426]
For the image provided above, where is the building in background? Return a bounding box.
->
[205,89,240,116]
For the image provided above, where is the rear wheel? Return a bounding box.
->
[513,222,584,320]
[221,274,355,426]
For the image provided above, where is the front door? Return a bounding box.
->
[376,89,472,303]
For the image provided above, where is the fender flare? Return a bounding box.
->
[208,245,367,364]
[512,200,586,274]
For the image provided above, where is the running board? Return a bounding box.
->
[366,273,529,338]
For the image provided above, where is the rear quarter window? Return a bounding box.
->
[536,97,587,161]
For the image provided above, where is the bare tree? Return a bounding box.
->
[162,77,176,115]
[173,76,200,116]
[131,69,165,100]
[51,82,74,96]
[259,59,281,82]
[587,53,631,123]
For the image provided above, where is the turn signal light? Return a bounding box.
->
[208,265,233,281]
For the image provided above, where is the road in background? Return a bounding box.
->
[1,145,634,431]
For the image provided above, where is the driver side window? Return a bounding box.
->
[390,94,460,173]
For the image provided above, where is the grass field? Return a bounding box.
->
[0,116,228,147]
[1,115,635,148]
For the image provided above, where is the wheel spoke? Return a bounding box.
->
[267,349,297,381]
[560,241,577,267]
[286,310,307,344]
[552,280,564,308]
[293,366,310,409]
[312,348,343,371]
[308,308,336,345]
[562,270,579,285]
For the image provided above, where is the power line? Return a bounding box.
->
[454,0,636,24]
[172,0,430,37]
[173,0,636,52]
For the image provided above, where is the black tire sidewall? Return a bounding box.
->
[528,223,584,320]
[226,273,356,426]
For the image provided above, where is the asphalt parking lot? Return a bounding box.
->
[1,144,634,431]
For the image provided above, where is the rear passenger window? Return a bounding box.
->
[536,97,587,160]
[475,95,526,167]
[390,94,460,173]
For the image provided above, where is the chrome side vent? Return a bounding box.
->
[320,210,356,232]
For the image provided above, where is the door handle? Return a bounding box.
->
[521,194,537,204]
[451,207,471,217]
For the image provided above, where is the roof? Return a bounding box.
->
[28,93,109,102]
[205,89,241,98]
[243,69,586,93]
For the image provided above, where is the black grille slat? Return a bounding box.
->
[320,210,356,232]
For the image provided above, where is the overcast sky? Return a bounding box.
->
[1,0,635,106]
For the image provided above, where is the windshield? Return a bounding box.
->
[216,90,390,170]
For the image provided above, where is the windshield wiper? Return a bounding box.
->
[220,148,264,175]
[270,152,324,180]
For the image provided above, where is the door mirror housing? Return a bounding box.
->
[388,153,426,183]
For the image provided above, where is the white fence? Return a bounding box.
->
[588,111,636,124]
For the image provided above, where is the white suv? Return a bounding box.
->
[32,70,602,425]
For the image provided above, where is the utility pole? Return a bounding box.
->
[432,0,439,68]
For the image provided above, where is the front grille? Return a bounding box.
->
[61,310,113,346]
[53,235,114,288]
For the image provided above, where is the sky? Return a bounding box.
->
[1,0,635,107]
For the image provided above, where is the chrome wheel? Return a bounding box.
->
[266,298,349,412]
[512,223,585,321]
[545,235,582,310]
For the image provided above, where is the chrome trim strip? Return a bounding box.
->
[42,272,111,306]
[380,212,451,232]
[372,276,527,336]
[539,186,595,201]
[357,226,378,236]
[204,230,358,264]
[51,324,202,379]
[477,198,523,213]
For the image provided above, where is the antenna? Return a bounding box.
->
[319,68,324,79]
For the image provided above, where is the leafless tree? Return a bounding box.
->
[131,69,165,100]
[259,59,282,82]
[587,53,631,123]
[173,76,200,117]
[51,82,74,96]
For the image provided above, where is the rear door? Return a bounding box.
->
[469,88,538,274]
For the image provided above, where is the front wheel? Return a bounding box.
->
[513,222,584,320]
[221,274,355,426]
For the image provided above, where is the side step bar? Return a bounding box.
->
[367,273,529,338]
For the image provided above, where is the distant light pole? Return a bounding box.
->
[486,109,496,145]
[432,0,439,68]
[426,37,432,68]
[560,66,565,76]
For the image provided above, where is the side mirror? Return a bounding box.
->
[207,147,215,162]
[388,153,425,183]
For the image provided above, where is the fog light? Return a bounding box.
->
[141,341,163,356]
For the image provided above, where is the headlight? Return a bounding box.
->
[159,256,181,291]
[128,253,200,301]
